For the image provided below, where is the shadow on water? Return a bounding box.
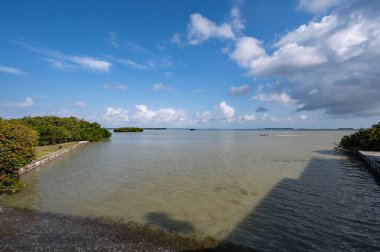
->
[185,156,380,251]
[146,212,194,235]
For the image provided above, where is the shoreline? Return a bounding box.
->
[19,141,89,175]
[0,206,248,251]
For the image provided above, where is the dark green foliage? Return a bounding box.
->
[15,116,111,145]
[339,122,380,151]
[114,127,143,132]
[0,119,38,193]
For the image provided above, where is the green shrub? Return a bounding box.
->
[15,116,111,145]
[114,127,143,132]
[0,119,38,193]
[339,122,380,151]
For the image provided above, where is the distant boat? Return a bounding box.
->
[260,133,269,136]
[189,128,195,131]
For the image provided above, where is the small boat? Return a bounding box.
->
[260,133,269,136]
[189,128,195,131]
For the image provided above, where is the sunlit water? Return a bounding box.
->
[1,130,380,250]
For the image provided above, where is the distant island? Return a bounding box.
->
[143,128,167,130]
[114,127,144,132]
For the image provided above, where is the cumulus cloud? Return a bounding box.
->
[103,83,128,90]
[239,114,256,121]
[195,110,213,123]
[0,65,22,75]
[151,83,175,92]
[229,84,250,95]
[187,13,235,45]
[229,37,265,68]
[226,1,380,117]
[253,90,296,106]
[6,97,34,108]
[230,7,245,33]
[250,43,327,76]
[217,101,235,122]
[298,0,346,14]
[133,104,187,124]
[104,107,129,123]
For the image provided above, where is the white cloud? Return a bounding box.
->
[70,56,111,72]
[298,0,346,13]
[239,114,256,121]
[195,110,213,123]
[187,13,235,45]
[229,84,250,95]
[229,36,265,68]
[133,104,187,124]
[106,55,149,70]
[253,88,296,106]
[151,83,175,92]
[103,83,128,90]
[13,41,111,72]
[171,33,181,45]
[275,15,338,47]
[107,32,120,48]
[250,43,327,76]
[217,101,235,122]
[6,97,34,108]
[300,114,308,120]
[74,101,86,107]
[224,1,380,117]
[0,65,22,75]
[104,107,129,123]
[230,7,245,33]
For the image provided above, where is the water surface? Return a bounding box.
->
[1,130,380,250]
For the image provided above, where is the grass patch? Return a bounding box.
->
[36,142,78,158]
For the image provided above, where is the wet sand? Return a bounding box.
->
[0,206,249,251]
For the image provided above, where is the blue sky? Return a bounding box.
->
[1,0,379,128]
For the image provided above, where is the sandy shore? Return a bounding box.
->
[0,206,250,251]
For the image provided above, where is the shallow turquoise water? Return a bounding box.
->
[1,130,380,250]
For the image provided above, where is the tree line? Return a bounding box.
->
[16,116,111,145]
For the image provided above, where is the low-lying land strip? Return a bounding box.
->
[19,141,88,175]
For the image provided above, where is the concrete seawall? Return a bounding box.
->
[356,150,380,176]
[19,141,89,175]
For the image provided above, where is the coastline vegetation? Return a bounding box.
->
[0,116,111,193]
[339,122,380,151]
[0,119,38,193]
[16,116,111,145]
[114,127,144,132]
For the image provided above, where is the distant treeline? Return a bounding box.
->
[339,122,380,151]
[14,116,111,145]
[114,127,143,132]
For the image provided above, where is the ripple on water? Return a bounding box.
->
[1,130,380,251]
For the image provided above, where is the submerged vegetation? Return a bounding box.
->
[0,116,111,193]
[114,127,144,132]
[0,119,38,193]
[339,122,380,151]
